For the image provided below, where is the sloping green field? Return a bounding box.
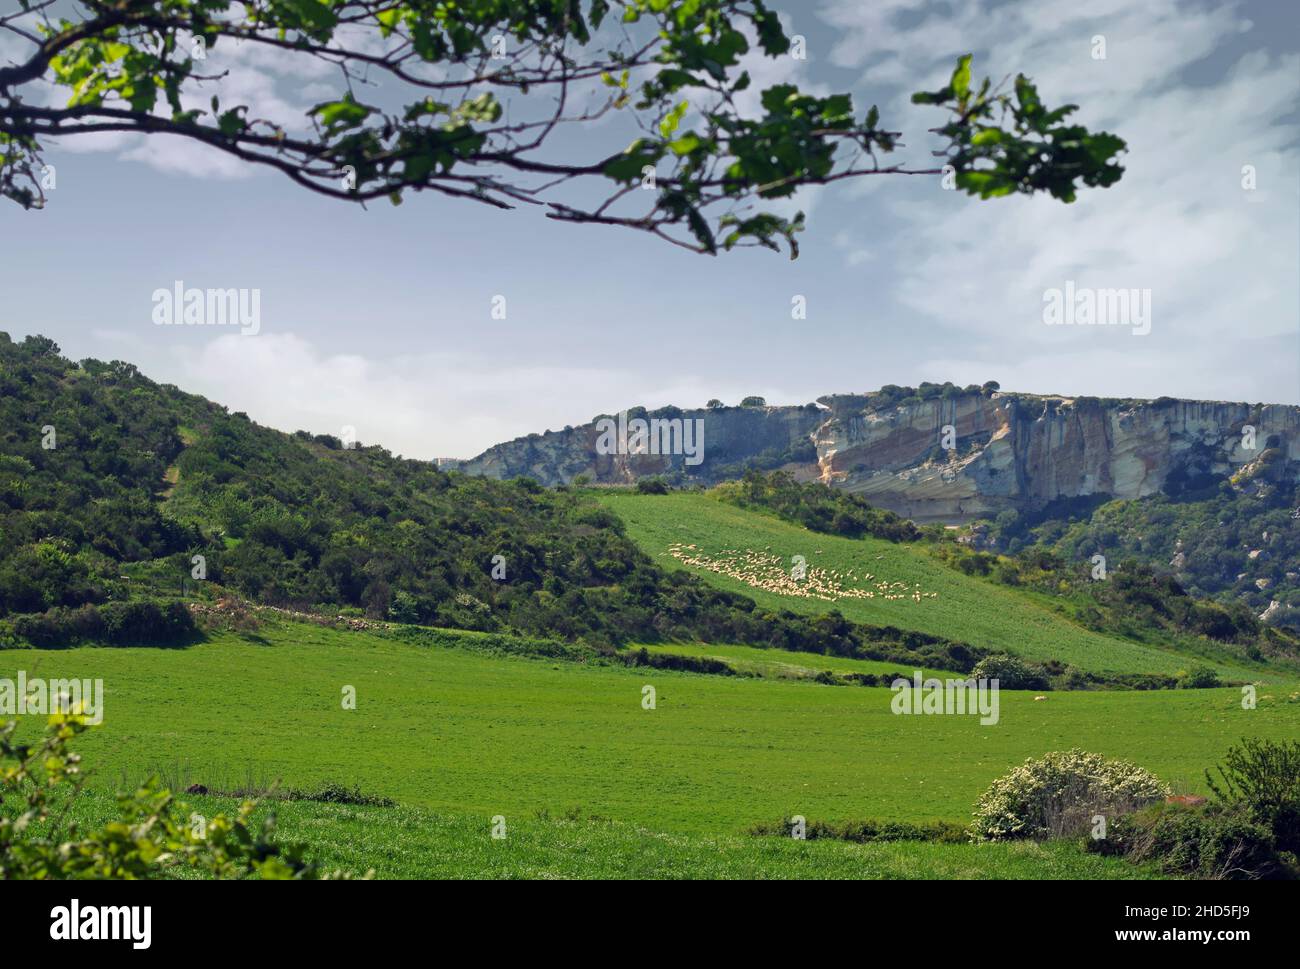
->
[5,621,1296,838]
[597,492,1279,682]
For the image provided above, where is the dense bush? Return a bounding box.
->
[1177,665,1222,689]
[1089,802,1285,880]
[969,653,1049,691]
[971,749,1171,841]
[621,647,733,675]
[1206,738,1300,855]
[100,600,197,645]
[10,600,196,647]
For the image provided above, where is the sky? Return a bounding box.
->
[1,0,1297,460]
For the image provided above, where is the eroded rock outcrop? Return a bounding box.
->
[458,389,1300,523]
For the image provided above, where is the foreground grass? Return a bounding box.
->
[4,621,1297,835]
[52,790,1162,880]
[597,492,1281,683]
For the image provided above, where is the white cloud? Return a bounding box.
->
[157,332,799,459]
[118,134,256,179]
[819,0,1300,403]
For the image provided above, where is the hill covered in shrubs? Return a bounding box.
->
[0,334,972,660]
[717,470,921,542]
[984,485,1300,633]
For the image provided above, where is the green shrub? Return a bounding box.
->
[12,611,67,648]
[0,714,354,879]
[971,749,1171,841]
[1177,665,1221,689]
[12,600,197,648]
[722,470,920,542]
[387,590,423,624]
[99,600,197,646]
[621,647,733,676]
[282,782,397,808]
[969,653,1049,691]
[1090,802,1284,880]
[13,604,107,647]
[1207,738,1300,855]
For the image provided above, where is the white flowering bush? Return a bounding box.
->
[971,749,1172,841]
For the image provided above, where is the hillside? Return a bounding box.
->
[460,383,1300,626]
[597,491,1291,683]
[0,334,918,654]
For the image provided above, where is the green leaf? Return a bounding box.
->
[376,8,401,37]
[313,95,370,130]
[217,107,248,137]
[659,100,689,138]
[950,54,972,100]
[668,133,703,156]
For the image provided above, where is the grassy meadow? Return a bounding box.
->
[4,620,1296,843]
[597,491,1285,684]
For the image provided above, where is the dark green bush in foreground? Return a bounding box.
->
[1089,802,1284,880]
[1085,740,1300,879]
[1207,738,1300,856]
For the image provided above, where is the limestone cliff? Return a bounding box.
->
[458,390,1300,523]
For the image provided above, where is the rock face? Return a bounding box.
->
[460,404,826,486]
[458,390,1300,523]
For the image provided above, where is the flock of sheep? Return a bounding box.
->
[666,543,938,604]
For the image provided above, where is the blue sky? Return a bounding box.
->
[1,0,1296,459]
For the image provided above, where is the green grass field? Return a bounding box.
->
[50,788,1162,879]
[4,620,1296,846]
[597,491,1283,683]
